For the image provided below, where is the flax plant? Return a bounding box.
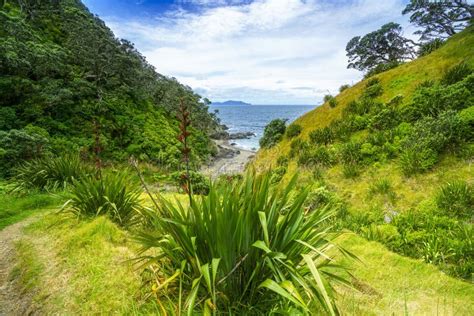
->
[136,171,355,314]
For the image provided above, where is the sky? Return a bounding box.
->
[82,0,415,105]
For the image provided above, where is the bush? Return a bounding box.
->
[136,171,352,314]
[170,170,210,195]
[339,84,351,92]
[338,141,362,165]
[0,126,50,178]
[298,146,336,168]
[63,171,143,227]
[399,111,464,175]
[342,163,360,179]
[270,166,286,184]
[458,106,474,141]
[276,155,289,167]
[259,119,287,148]
[364,61,399,78]
[309,127,334,145]
[363,78,383,99]
[441,62,472,85]
[289,138,309,158]
[286,123,302,138]
[436,181,473,218]
[417,39,444,57]
[323,94,337,108]
[13,155,92,191]
[368,108,400,131]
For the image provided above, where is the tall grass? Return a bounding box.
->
[63,171,143,227]
[14,155,92,191]
[136,171,354,314]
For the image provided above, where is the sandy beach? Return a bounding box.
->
[201,140,255,177]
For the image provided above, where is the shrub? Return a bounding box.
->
[304,186,337,211]
[458,105,474,141]
[276,155,289,167]
[170,170,210,195]
[368,179,396,201]
[368,108,400,131]
[270,166,286,184]
[338,141,362,165]
[286,123,302,138]
[361,224,400,243]
[364,61,399,78]
[14,155,92,191]
[441,62,472,85]
[399,111,464,175]
[417,38,444,57]
[136,171,352,314]
[289,138,309,158]
[309,127,334,145]
[298,146,336,168]
[342,163,360,179]
[63,171,143,227]
[387,94,403,107]
[363,79,383,99]
[324,94,337,108]
[339,84,351,92]
[0,126,50,178]
[260,119,287,148]
[436,181,473,218]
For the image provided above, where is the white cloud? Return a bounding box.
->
[104,0,411,104]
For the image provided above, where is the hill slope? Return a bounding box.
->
[0,0,218,176]
[254,27,474,280]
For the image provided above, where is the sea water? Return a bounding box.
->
[209,104,315,151]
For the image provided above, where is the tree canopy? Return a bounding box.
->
[402,0,473,41]
[0,0,220,175]
[346,22,416,72]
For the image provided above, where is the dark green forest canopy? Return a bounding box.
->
[0,0,219,176]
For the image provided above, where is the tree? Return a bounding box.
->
[260,119,287,148]
[402,0,473,41]
[346,22,416,72]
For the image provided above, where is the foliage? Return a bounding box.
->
[339,84,351,92]
[286,123,302,138]
[342,163,360,179]
[436,180,473,218]
[417,38,445,56]
[402,0,473,41]
[309,127,334,145]
[136,171,353,314]
[63,171,142,227]
[0,1,218,171]
[362,77,383,98]
[399,111,464,175]
[298,146,336,168]
[324,94,337,108]
[289,138,309,158]
[0,126,50,177]
[170,170,210,195]
[270,166,287,184]
[441,62,472,85]
[14,155,92,191]
[346,22,416,72]
[260,118,287,148]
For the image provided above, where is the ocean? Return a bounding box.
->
[209,104,315,151]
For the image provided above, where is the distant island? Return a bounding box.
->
[212,100,252,106]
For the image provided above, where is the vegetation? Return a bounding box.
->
[285,123,302,138]
[254,26,474,280]
[0,0,219,175]
[136,171,352,314]
[62,171,143,227]
[259,118,287,148]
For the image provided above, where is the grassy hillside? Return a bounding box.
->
[253,27,474,280]
[254,27,474,166]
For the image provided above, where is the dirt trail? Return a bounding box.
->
[0,217,37,316]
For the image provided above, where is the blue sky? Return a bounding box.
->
[83,0,414,105]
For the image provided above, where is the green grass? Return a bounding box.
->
[337,234,474,315]
[19,214,161,314]
[0,186,65,230]
[10,210,474,314]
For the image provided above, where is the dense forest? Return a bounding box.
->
[0,0,220,177]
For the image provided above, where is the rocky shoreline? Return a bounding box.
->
[202,139,256,177]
